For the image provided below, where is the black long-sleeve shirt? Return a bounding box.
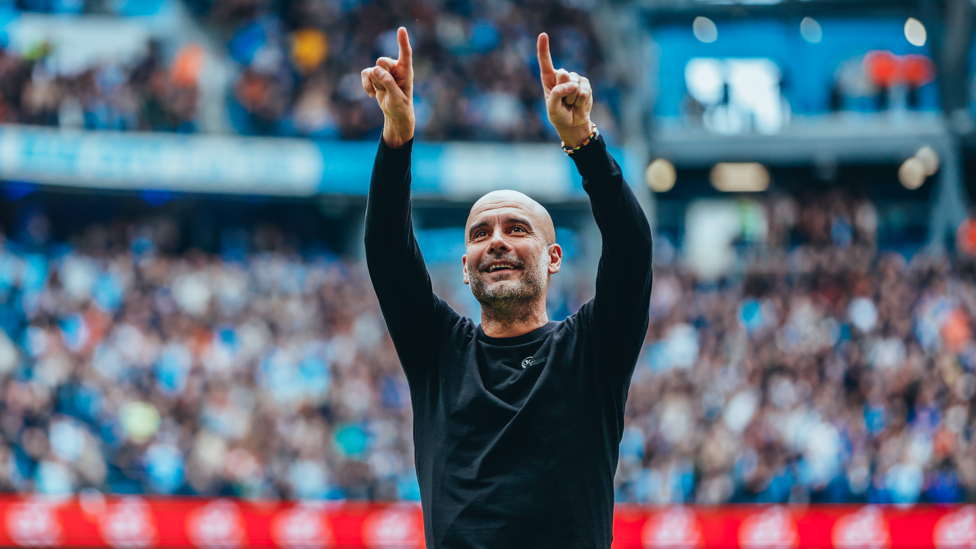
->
[364,134,652,549]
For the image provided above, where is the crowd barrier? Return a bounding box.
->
[1,495,973,548]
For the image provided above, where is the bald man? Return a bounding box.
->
[363,28,652,549]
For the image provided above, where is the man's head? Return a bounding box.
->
[462,190,562,320]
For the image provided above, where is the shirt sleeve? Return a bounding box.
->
[572,135,653,380]
[364,138,444,380]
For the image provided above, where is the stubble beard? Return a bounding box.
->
[468,249,549,324]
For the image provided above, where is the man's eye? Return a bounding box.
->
[475,231,487,238]
[512,226,525,232]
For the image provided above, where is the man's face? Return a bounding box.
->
[462,191,561,308]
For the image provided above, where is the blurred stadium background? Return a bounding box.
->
[0,0,973,546]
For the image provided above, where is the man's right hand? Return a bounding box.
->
[362,27,415,148]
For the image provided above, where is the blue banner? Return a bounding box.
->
[0,125,603,200]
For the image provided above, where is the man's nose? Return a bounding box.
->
[488,230,508,253]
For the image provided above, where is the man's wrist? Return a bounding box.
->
[558,121,594,149]
[383,117,415,149]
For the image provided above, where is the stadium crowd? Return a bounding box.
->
[0,191,973,505]
[619,194,976,505]
[211,0,619,140]
[0,0,618,140]
[0,40,200,133]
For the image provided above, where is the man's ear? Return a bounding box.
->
[548,244,562,275]
[462,254,469,284]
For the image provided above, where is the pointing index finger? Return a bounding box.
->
[397,27,412,68]
[537,32,555,88]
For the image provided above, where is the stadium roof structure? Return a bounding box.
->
[630,0,974,123]
[591,0,976,246]
[651,114,949,168]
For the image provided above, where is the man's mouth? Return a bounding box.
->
[484,261,520,273]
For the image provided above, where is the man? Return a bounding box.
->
[362,27,652,549]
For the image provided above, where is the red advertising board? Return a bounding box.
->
[0,496,973,548]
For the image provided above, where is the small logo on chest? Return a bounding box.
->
[520,356,546,369]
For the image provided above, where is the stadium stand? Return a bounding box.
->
[0,3,973,543]
[194,0,618,140]
[0,190,972,506]
[0,39,200,132]
[0,0,619,140]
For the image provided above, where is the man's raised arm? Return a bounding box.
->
[363,28,440,376]
[537,33,653,379]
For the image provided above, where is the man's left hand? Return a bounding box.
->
[537,32,594,148]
